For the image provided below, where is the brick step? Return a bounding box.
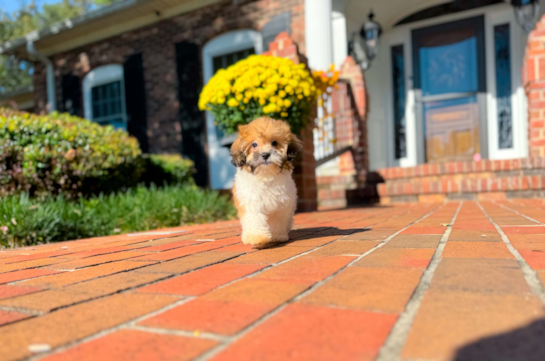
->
[377,157,545,204]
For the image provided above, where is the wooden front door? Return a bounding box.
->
[413,16,486,163]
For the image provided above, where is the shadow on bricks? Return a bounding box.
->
[255,227,369,249]
[453,318,545,361]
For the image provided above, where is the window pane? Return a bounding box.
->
[213,57,223,74]
[392,45,407,159]
[90,81,124,127]
[494,24,513,149]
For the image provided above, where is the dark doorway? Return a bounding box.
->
[175,41,208,187]
[124,53,149,153]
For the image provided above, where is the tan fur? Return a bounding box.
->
[230,117,302,247]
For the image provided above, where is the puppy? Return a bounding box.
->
[230,117,303,247]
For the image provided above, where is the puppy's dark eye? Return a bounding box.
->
[272,141,278,147]
[252,142,258,148]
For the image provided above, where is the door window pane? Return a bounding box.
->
[494,24,513,149]
[419,34,478,96]
[391,45,407,159]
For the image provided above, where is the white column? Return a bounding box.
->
[332,11,348,69]
[305,0,333,71]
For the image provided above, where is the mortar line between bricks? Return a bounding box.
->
[491,200,544,225]
[192,203,445,361]
[0,305,41,316]
[18,230,347,360]
[192,203,435,303]
[130,325,228,342]
[1,233,198,266]
[477,201,545,305]
[207,204,427,292]
[376,201,463,361]
[6,250,246,317]
[18,204,427,361]
[1,232,237,273]
[11,225,346,359]
[10,231,258,288]
[22,297,195,361]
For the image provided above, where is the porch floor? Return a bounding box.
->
[1,200,545,361]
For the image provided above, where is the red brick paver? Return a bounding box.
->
[1,201,545,361]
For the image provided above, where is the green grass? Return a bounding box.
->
[0,184,237,248]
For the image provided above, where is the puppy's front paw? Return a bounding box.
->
[242,233,272,247]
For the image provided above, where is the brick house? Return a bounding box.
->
[1,0,545,207]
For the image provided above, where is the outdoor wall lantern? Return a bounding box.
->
[511,0,540,33]
[349,10,382,70]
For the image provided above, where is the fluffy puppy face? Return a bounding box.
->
[230,117,303,174]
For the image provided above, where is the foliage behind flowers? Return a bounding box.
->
[0,108,144,198]
[199,55,338,135]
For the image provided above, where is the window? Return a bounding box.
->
[212,48,254,73]
[391,45,407,159]
[91,81,125,128]
[212,47,255,139]
[83,64,127,130]
[202,29,263,190]
[494,24,513,149]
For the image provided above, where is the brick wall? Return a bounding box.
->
[263,32,317,212]
[33,0,305,154]
[377,158,545,203]
[523,13,545,157]
[316,56,372,209]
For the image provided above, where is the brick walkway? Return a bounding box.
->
[1,200,545,361]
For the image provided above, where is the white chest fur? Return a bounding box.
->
[234,168,297,214]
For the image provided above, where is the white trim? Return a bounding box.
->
[82,64,127,128]
[305,0,333,71]
[485,10,529,160]
[202,29,263,190]
[332,11,348,69]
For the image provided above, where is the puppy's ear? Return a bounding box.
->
[287,134,303,163]
[230,135,247,168]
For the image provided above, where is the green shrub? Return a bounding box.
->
[140,154,195,186]
[0,184,237,248]
[0,108,143,198]
[0,109,199,197]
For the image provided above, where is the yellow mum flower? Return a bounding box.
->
[198,54,338,133]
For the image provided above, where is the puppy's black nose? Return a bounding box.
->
[262,152,270,160]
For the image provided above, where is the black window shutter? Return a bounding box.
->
[124,53,149,153]
[61,74,82,117]
[261,12,291,51]
[175,41,208,187]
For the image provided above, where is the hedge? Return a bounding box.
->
[0,109,195,197]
